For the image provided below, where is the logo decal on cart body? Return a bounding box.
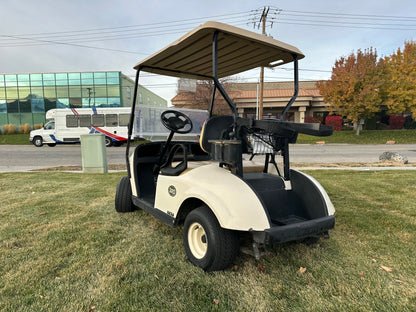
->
[168,185,176,197]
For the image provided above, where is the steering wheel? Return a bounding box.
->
[161,110,193,134]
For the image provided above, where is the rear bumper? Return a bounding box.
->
[265,216,335,244]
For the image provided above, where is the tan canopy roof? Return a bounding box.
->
[134,21,304,80]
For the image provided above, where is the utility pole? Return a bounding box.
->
[258,6,269,120]
[251,6,281,119]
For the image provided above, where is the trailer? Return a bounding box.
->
[115,21,335,271]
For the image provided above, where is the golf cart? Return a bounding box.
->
[115,21,335,271]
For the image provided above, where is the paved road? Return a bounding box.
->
[1,144,415,172]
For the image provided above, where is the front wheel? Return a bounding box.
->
[33,136,43,147]
[183,206,239,272]
[115,176,135,213]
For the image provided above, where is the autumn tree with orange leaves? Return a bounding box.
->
[317,48,384,130]
[382,41,416,117]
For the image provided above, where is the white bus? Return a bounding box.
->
[30,107,132,147]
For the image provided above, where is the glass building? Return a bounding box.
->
[0,71,167,128]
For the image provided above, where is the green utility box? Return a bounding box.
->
[80,134,108,173]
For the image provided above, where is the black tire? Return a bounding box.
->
[183,205,239,272]
[115,176,135,213]
[33,136,43,147]
[105,137,113,147]
[47,143,56,147]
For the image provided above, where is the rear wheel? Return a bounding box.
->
[183,205,239,272]
[33,136,43,147]
[105,137,113,147]
[115,176,135,213]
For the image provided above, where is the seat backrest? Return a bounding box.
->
[199,115,234,153]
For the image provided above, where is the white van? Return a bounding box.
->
[30,107,132,147]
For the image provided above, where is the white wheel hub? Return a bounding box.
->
[188,222,207,259]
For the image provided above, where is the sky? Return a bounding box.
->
[1,0,415,104]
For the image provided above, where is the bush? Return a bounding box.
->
[3,124,17,135]
[23,123,32,134]
[404,116,416,129]
[304,116,321,123]
[389,115,405,130]
[33,124,43,130]
[325,115,343,131]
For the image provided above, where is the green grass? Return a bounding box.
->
[0,133,30,145]
[297,129,416,144]
[1,171,415,311]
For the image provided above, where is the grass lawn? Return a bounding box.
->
[0,134,30,145]
[297,129,416,144]
[1,171,415,311]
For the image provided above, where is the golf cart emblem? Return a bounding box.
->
[168,185,176,197]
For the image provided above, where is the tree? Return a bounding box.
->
[382,41,416,117]
[174,78,238,115]
[317,48,383,134]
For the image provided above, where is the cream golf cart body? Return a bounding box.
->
[115,21,335,271]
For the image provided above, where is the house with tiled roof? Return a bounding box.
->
[171,81,330,123]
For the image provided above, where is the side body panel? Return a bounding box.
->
[154,164,271,231]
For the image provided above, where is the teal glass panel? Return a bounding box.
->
[106,77,119,84]
[43,86,56,98]
[0,100,6,113]
[106,72,119,78]
[94,72,106,85]
[68,73,81,85]
[44,98,56,111]
[94,85,107,97]
[108,97,121,107]
[17,74,30,87]
[20,113,33,125]
[56,86,69,98]
[94,97,107,107]
[6,87,18,99]
[0,114,7,126]
[0,75,4,87]
[42,73,55,86]
[69,97,82,108]
[30,74,43,87]
[7,99,19,113]
[31,98,45,112]
[57,98,69,108]
[82,97,94,107]
[19,99,31,112]
[30,86,43,99]
[81,72,93,85]
[55,73,68,86]
[5,75,17,87]
[0,87,5,100]
[106,72,120,84]
[7,113,20,125]
[82,86,94,98]
[69,85,81,97]
[33,113,46,125]
[107,85,120,97]
[18,87,31,99]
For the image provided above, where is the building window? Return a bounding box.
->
[126,86,131,99]
[139,93,143,104]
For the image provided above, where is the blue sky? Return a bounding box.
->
[1,0,415,102]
